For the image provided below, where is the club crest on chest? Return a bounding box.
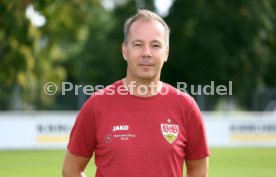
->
[161,119,179,144]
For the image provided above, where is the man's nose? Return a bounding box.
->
[141,45,152,57]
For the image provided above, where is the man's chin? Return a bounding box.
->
[137,74,157,81]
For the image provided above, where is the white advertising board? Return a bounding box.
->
[0,111,276,149]
[0,112,76,150]
[204,112,276,147]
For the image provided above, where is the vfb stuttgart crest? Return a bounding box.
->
[161,123,179,144]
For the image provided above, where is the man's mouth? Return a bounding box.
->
[138,63,154,66]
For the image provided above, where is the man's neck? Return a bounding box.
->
[122,77,163,97]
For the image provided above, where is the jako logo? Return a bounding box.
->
[112,125,129,131]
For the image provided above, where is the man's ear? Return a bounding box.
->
[122,43,127,61]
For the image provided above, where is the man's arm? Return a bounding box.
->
[62,150,91,177]
[185,157,208,177]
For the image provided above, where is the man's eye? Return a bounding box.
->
[153,44,161,48]
[134,43,142,47]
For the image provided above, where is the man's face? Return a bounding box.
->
[122,19,169,81]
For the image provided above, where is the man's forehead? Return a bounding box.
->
[129,19,165,33]
[128,19,166,41]
[130,39,162,44]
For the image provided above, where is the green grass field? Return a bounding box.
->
[0,148,275,177]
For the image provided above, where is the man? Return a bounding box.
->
[62,9,210,177]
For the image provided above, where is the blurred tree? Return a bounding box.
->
[0,0,102,109]
[164,0,276,110]
[263,1,276,87]
[33,0,107,109]
[0,0,58,110]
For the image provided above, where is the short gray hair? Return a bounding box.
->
[124,9,170,46]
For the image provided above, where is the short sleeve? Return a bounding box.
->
[184,98,210,160]
[67,97,96,158]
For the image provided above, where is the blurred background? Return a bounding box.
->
[1,0,276,111]
[0,0,276,177]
